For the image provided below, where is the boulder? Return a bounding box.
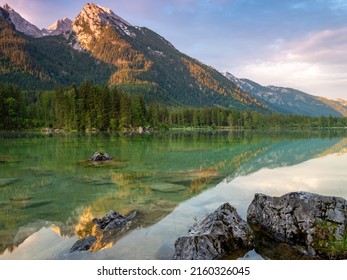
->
[173,203,254,260]
[90,152,112,162]
[94,210,138,231]
[69,210,138,253]
[69,236,97,253]
[247,192,347,259]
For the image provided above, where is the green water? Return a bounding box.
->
[0,130,347,259]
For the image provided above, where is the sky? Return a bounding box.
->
[1,0,347,99]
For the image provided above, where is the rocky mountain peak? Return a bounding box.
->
[0,5,12,23]
[81,3,132,27]
[48,17,72,35]
[3,3,12,11]
[336,98,347,107]
[2,3,43,37]
[224,72,239,83]
[72,2,136,50]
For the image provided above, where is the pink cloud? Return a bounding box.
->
[289,27,347,65]
[235,27,347,99]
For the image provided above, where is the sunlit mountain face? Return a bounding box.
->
[0,3,267,111]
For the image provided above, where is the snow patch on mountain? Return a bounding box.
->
[223,72,345,116]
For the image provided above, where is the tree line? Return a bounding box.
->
[1,82,347,131]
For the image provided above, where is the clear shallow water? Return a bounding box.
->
[0,130,347,259]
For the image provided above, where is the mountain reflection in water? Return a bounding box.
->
[0,130,347,259]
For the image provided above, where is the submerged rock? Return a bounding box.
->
[69,236,97,253]
[69,210,138,253]
[0,178,19,187]
[90,152,112,162]
[173,203,254,260]
[150,183,186,193]
[94,210,138,231]
[247,192,347,259]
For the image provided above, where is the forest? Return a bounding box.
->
[1,81,347,131]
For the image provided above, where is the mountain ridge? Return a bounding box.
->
[48,18,73,35]
[1,2,346,117]
[0,2,268,111]
[2,3,73,37]
[3,3,44,37]
[224,72,347,117]
[0,4,115,88]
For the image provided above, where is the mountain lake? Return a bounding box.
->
[0,130,347,260]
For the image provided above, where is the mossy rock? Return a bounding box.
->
[312,220,347,259]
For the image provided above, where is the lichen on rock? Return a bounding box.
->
[173,203,254,260]
[247,191,347,259]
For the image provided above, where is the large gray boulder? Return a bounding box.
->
[174,203,254,260]
[247,192,347,259]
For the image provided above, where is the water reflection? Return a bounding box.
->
[0,131,347,259]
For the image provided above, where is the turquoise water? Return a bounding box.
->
[0,130,347,259]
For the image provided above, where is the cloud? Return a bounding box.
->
[330,0,347,11]
[291,2,309,10]
[235,27,347,98]
[227,153,347,197]
[288,27,347,65]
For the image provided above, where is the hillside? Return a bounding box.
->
[225,72,346,117]
[0,3,268,111]
[1,3,346,116]
[0,7,116,89]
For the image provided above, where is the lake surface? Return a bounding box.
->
[0,130,347,260]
